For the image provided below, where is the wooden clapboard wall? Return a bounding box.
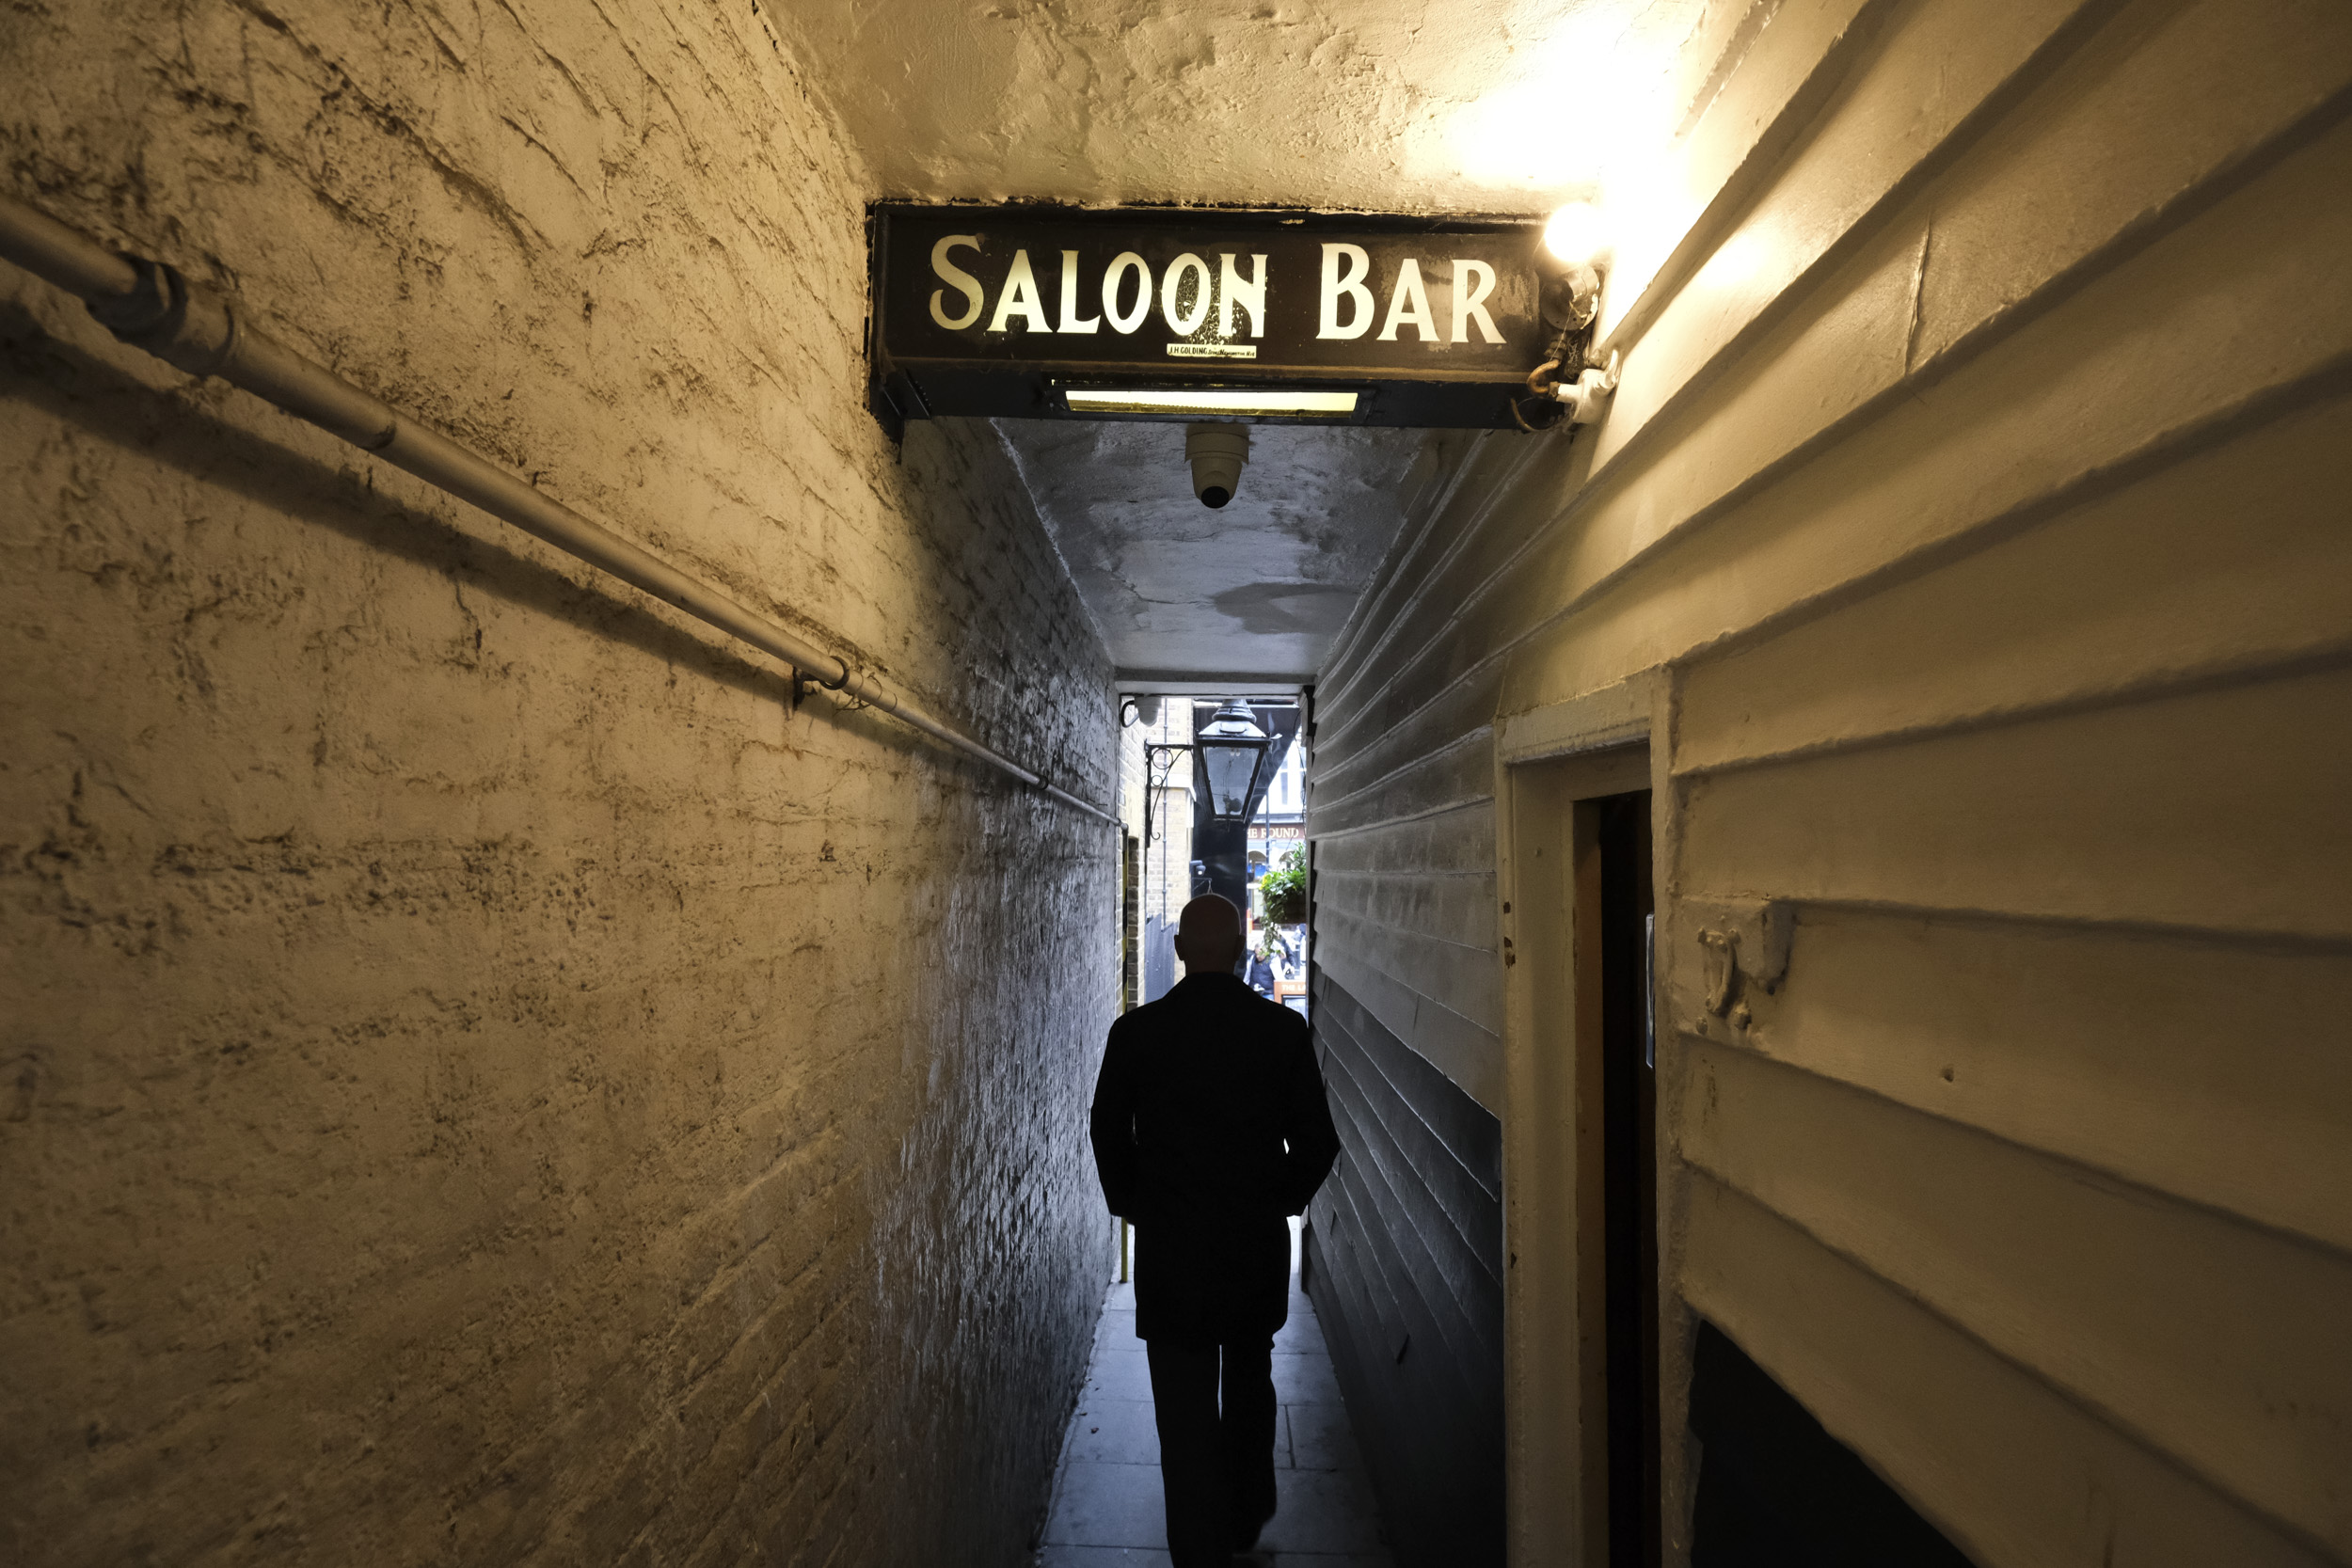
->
[1303,975,1504,1565]
[1303,0,2352,1562]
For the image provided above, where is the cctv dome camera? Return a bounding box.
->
[1185,423,1249,509]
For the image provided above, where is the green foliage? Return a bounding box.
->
[1259,846,1307,927]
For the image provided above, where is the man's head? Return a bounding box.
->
[1174,894,1246,978]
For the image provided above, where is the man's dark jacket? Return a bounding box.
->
[1089,973,1342,1343]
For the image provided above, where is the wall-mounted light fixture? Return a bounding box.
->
[1537,199,1607,331]
[1512,201,1620,432]
[1543,202,1608,271]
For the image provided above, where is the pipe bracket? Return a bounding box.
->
[86,258,239,378]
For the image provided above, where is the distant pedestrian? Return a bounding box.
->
[1089,895,1341,1566]
[1245,942,1277,997]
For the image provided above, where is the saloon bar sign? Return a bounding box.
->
[867,205,1549,431]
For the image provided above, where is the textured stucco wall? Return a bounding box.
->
[0,4,1114,1564]
[768,0,1705,214]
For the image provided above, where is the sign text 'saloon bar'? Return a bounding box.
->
[867,207,1549,431]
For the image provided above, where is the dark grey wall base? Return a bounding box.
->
[1305,973,1504,1567]
[1690,1320,1977,1566]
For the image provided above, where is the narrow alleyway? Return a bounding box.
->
[8,1,2342,1561]
[1035,1225,1392,1566]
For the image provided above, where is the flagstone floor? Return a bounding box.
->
[1033,1256,1394,1568]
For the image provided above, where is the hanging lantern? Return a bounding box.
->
[1193,700,1274,821]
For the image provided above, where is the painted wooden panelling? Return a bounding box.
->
[1501,107,2352,719]
[1600,0,2352,466]
[1313,942,1500,1113]
[1680,665,2352,940]
[1320,4,2352,797]
[1313,867,1499,954]
[1323,980,1503,1260]
[1673,392,2352,774]
[1310,800,1495,878]
[1311,905,1497,1028]
[1592,0,2104,467]
[1317,436,1549,741]
[1714,905,2352,1259]
[1595,0,1885,347]
[1683,1040,2352,1551]
[1682,1178,2331,1568]
[1320,1072,1500,1414]
[1311,723,1496,838]
[1306,0,2352,1560]
[1307,974,1504,1568]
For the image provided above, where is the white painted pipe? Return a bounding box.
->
[0,191,1114,826]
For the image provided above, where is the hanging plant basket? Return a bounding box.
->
[1260,849,1307,927]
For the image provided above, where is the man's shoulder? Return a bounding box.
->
[1247,987,1309,1029]
[1104,1006,1146,1051]
[1114,977,1310,1039]
[1230,985,1312,1048]
[1104,992,1186,1050]
[1111,983,1301,1028]
[1110,991,1182,1030]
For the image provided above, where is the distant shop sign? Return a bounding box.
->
[867,205,1547,432]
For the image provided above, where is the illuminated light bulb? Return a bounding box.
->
[1543,201,1608,269]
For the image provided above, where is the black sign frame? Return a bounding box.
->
[866,204,1550,435]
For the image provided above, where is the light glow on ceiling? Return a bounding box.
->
[1063,388,1359,418]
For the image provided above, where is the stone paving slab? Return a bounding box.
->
[1038,1542,1395,1566]
[1083,1348,1158,1402]
[1064,1395,1301,1470]
[1250,1467,1386,1555]
[1269,1352,1343,1404]
[1067,1398,1161,1465]
[1037,1278,1392,1566]
[1272,1313,1327,1354]
[1044,1459,1168,1549]
[1099,1306,1324,1356]
[1284,1401,1367,1473]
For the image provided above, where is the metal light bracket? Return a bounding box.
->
[1549,350,1622,424]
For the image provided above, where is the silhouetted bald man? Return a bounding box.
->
[1090,894,1341,1566]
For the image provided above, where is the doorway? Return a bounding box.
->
[1579,788,1659,1568]
[1496,703,1662,1568]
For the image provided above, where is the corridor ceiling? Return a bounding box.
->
[778,0,1716,685]
[994,420,1461,685]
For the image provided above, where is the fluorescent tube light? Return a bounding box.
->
[1063,388,1359,417]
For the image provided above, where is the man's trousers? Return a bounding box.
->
[1144,1336,1279,1566]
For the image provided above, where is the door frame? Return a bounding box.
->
[1495,671,1675,1566]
